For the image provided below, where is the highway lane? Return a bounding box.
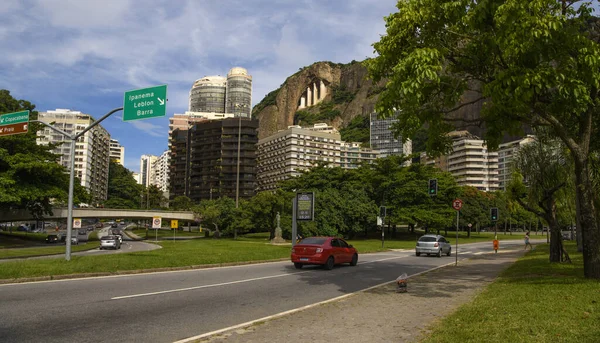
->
[0,240,531,343]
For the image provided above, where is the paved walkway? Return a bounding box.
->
[194,249,528,343]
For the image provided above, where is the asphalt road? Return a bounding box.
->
[0,240,533,343]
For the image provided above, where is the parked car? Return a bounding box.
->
[71,236,79,245]
[45,234,60,244]
[415,234,452,257]
[291,237,358,270]
[100,236,121,250]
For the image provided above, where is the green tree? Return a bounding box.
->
[170,195,193,211]
[509,137,572,262]
[105,161,143,209]
[366,0,600,278]
[196,197,236,238]
[0,90,90,218]
[246,190,286,239]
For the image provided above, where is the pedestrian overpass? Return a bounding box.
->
[0,208,196,222]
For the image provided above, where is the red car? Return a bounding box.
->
[291,237,358,270]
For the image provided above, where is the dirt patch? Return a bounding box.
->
[197,251,525,343]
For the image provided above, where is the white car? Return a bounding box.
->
[100,236,121,250]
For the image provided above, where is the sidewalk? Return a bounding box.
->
[195,249,527,343]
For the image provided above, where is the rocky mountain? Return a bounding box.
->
[252,60,525,146]
[252,61,385,140]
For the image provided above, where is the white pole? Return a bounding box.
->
[455,210,459,266]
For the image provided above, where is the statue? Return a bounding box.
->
[271,212,286,244]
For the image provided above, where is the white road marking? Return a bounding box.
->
[111,272,310,300]
[172,260,458,343]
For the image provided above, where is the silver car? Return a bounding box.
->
[416,234,452,257]
[100,235,121,250]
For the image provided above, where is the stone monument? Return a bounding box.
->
[271,212,286,244]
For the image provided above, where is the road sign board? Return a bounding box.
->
[296,192,315,221]
[0,110,29,126]
[73,218,82,229]
[0,122,28,137]
[123,85,167,122]
[452,199,463,211]
[152,216,162,229]
[171,220,178,229]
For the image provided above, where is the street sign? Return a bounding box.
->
[152,216,162,229]
[0,110,29,126]
[296,192,315,221]
[452,199,463,211]
[0,122,28,137]
[123,85,167,122]
[171,220,178,229]
[73,218,82,229]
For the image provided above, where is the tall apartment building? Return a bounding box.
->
[256,123,380,191]
[421,131,499,191]
[152,150,170,197]
[37,109,111,203]
[370,112,412,161]
[109,139,125,165]
[188,67,252,117]
[169,117,259,202]
[139,154,158,188]
[497,135,536,191]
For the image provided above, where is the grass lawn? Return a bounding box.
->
[130,228,206,239]
[0,231,100,259]
[421,242,600,343]
[0,238,292,280]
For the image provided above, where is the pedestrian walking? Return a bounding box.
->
[524,231,533,250]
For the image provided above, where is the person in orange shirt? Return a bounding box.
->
[493,235,499,253]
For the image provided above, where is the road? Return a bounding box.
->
[0,240,532,343]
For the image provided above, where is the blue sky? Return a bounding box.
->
[0,0,397,172]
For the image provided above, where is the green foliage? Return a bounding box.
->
[170,195,193,211]
[331,84,355,104]
[339,115,370,144]
[251,88,280,117]
[294,101,341,126]
[195,197,237,236]
[0,90,83,218]
[105,161,143,209]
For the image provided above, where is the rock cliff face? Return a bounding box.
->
[252,61,384,139]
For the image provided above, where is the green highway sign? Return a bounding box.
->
[123,85,167,122]
[0,110,30,126]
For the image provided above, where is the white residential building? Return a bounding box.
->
[256,123,380,191]
[109,139,125,165]
[421,131,499,192]
[139,154,158,188]
[37,109,111,203]
[132,172,141,185]
[152,150,170,197]
[497,135,536,191]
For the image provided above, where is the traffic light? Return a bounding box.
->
[379,206,386,218]
[491,207,499,221]
[428,179,438,195]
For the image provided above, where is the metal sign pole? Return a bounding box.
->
[456,210,459,266]
[291,196,297,248]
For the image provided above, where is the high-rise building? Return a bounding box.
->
[152,150,170,197]
[256,123,380,191]
[188,67,252,117]
[109,139,125,165]
[421,131,499,191]
[132,172,141,185]
[139,154,158,188]
[37,109,111,203]
[497,135,536,191]
[189,76,227,113]
[370,112,412,162]
[225,67,252,118]
[169,117,259,202]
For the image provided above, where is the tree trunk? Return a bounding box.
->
[574,156,600,278]
[445,227,448,236]
[575,189,584,252]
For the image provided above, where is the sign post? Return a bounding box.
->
[123,85,167,121]
[0,110,29,137]
[292,192,314,248]
[73,218,82,229]
[452,199,463,266]
[152,216,162,242]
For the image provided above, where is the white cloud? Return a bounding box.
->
[128,120,166,137]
